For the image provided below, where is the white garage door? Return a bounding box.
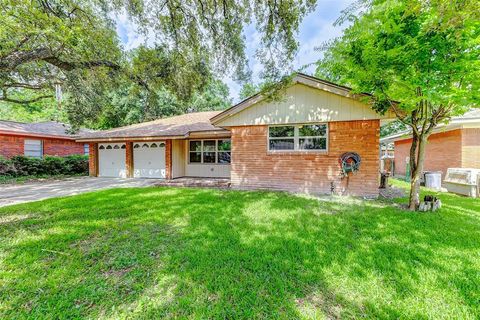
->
[98,143,127,178]
[133,142,166,178]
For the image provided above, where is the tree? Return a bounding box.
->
[1,0,317,123]
[72,78,231,130]
[316,0,479,210]
[239,83,261,100]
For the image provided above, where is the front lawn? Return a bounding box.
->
[0,180,479,319]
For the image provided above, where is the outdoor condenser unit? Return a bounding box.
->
[443,168,480,198]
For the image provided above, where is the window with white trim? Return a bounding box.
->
[189,139,231,164]
[24,139,43,158]
[84,144,89,156]
[268,124,328,151]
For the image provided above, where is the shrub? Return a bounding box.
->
[10,156,45,176]
[0,155,89,178]
[43,156,65,175]
[0,156,17,176]
[63,155,89,174]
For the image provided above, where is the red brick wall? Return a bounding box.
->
[89,142,98,176]
[0,133,85,158]
[43,138,84,156]
[126,142,133,178]
[0,135,23,158]
[393,129,463,178]
[230,120,380,196]
[165,139,172,179]
[461,128,480,169]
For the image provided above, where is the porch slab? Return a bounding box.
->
[154,177,231,189]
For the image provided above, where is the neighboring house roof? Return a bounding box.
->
[210,73,395,125]
[0,120,93,140]
[76,111,228,142]
[380,108,480,143]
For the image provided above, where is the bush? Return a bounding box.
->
[63,155,89,174]
[10,156,45,176]
[0,155,89,178]
[0,156,17,176]
[43,156,65,175]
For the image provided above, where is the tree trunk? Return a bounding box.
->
[408,134,428,210]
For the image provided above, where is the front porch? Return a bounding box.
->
[154,177,231,189]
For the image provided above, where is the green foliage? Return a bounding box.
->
[0,155,88,177]
[380,120,407,137]
[0,181,479,318]
[316,0,479,115]
[1,0,316,128]
[239,83,261,100]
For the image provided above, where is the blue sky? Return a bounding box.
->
[115,0,352,102]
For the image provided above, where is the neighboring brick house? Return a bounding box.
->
[381,109,480,178]
[77,73,394,197]
[0,120,92,159]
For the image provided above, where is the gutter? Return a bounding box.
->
[0,130,77,140]
[75,129,231,143]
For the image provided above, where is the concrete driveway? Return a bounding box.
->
[0,177,160,207]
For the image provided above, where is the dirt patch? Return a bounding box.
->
[379,185,406,199]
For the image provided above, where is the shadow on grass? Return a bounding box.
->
[0,186,479,319]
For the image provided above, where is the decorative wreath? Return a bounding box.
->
[340,152,361,177]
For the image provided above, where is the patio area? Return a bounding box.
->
[154,177,231,189]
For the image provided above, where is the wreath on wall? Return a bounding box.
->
[339,152,361,177]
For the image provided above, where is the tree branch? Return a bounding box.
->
[0,94,54,104]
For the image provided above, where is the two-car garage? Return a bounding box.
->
[97,142,166,178]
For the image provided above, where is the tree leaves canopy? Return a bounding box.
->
[316,0,479,117]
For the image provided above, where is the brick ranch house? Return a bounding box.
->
[381,109,480,178]
[77,74,394,197]
[0,120,91,158]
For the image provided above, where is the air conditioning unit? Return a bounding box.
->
[443,168,480,198]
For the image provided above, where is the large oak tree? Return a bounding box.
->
[1,0,316,126]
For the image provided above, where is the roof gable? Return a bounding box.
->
[211,75,394,127]
[211,73,394,127]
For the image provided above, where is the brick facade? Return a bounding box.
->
[462,128,480,169]
[89,143,98,176]
[165,139,172,180]
[230,120,380,196]
[0,133,85,158]
[394,129,467,178]
[125,142,134,178]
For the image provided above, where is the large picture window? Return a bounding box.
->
[189,139,231,164]
[268,124,328,151]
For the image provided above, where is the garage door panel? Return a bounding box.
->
[133,142,166,178]
[98,143,126,178]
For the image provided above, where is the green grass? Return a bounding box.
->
[0,174,85,185]
[0,180,479,319]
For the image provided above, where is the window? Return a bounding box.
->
[84,144,89,156]
[189,139,231,164]
[217,139,231,164]
[268,124,328,151]
[24,139,42,158]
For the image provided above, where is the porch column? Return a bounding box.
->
[126,141,134,178]
[165,139,172,180]
[88,142,98,177]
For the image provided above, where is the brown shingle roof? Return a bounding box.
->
[0,120,93,139]
[77,111,227,141]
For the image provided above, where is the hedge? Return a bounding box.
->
[0,155,89,177]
